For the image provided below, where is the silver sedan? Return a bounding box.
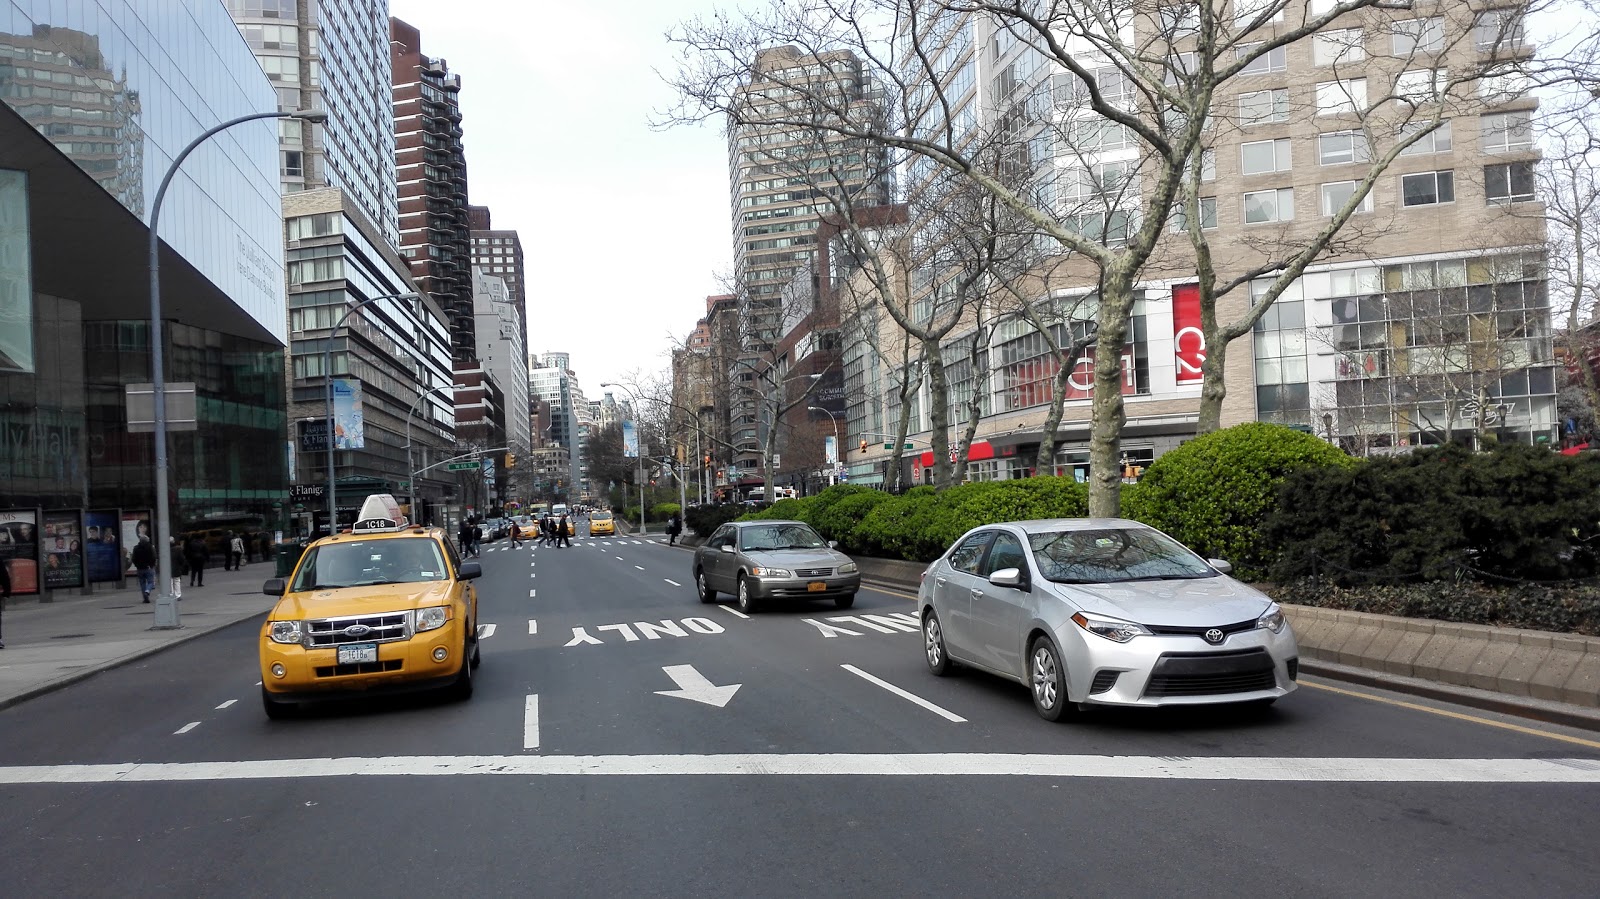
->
[917,518,1298,720]
[693,520,861,614]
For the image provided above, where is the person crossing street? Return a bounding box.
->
[556,514,572,548]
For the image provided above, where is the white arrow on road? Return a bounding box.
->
[653,664,741,708]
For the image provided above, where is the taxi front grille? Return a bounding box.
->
[306,613,411,646]
[316,660,404,678]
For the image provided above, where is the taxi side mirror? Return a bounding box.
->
[262,578,286,597]
[458,561,483,580]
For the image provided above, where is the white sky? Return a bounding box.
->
[389,0,733,391]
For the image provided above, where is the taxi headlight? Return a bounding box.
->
[415,606,451,633]
[1257,603,1287,634]
[268,620,303,645]
[749,566,792,578]
[836,561,859,575]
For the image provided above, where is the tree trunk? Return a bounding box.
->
[924,335,954,490]
[889,384,915,492]
[1088,273,1135,518]
[1195,327,1229,435]
[763,396,778,502]
[1034,357,1077,474]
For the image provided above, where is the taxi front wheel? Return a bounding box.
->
[261,686,298,720]
[447,636,475,701]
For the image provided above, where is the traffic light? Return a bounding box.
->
[504,452,516,469]
[703,453,712,467]
[859,439,868,453]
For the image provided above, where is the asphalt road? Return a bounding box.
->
[3,528,1600,897]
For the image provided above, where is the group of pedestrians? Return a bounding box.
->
[458,518,484,558]
[539,514,572,548]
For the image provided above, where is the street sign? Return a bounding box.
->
[883,442,914,450]
[447,461,481,471]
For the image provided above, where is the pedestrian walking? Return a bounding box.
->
[540,515,553,547]
[1,558,10,649]
[229,532,245,570]
[667,513,682,546]
[458,518,475,558]
[169,537,188,601]
[185,533,208,587]
[473,522,484,557]
[557,514,572,548]
[510,519,523,549]
[132,535,157,604]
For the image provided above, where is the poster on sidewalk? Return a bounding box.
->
[84,509,121,583]
[0,508,40,595]
[41,509,84,590]
[120,510,151,576]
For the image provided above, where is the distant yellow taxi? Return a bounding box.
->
[259,495,481,719]
[514,516,539,540]
[588,510,615,537]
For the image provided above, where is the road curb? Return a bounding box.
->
[1300,659,1600,734]
[0,609,268,713]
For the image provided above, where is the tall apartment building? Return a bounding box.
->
[528,353,585,502]
[390,17,475,365]
[467,204,526,321]
[226,0,399,244]
[837,7,1554,488]
[471,267,531,505]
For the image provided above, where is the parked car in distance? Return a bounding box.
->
[693,520,860,614]
[917,518,1298,721]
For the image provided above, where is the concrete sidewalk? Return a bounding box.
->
[0,561,279,710]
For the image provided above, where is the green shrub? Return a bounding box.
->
[1123,422,1353,580]
[739,497,818,522]
[846,479,1089,562]
[852,487,937,559]
[1264,443,1600,584]
[684,504,742,537]
[815,491,892,548]
[1273,580,1600,636]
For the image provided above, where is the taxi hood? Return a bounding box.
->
[274,580,456,619]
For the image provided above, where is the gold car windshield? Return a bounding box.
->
[291,538,449,592]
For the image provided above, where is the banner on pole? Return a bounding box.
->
[824,435,838,465]
[332,379,366,450]
[622,421,638,458]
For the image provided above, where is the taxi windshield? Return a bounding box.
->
[291,538,449,592]
[591,511,612,521]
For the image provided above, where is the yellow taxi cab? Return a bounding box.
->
[258,494,481,719]
[588,510,615,537]
[514,516,539,540]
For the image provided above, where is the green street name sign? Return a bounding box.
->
[883,442,915,450]
[446,461,481,471]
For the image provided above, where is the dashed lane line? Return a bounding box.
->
[664,579,682,587]
[524,695,540,751]
[635,565,645,571]
[528,619,537,635]
[173,722,201,735]
[841,664,967,723]
[715,604,750,620]
[214,700,237,710]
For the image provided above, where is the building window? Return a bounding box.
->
[1253,285,1309,427]
[1480,111,1533,153]
[1315,78,1366,115]
[1318,130,1371,165]
[1169,197,1218,232]
[1243,188,1295,223]
[1475,9,1526,52]
[1241,138,1293,175]
[1238,88,1290,125]
[281,150,303,178]
[1320,181,1374,216]
[1200,147,1216,181]
[1313,29,1365,66]
[1392,17,1445,55]
[1237,43,1288,75]
[1484,162,1536,204]
[1395,68,1447,106]
[1401,171,1455,207]
[1399,119,1452,155]
[1234,0,1285,26]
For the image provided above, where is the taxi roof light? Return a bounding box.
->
[350,494,409,534]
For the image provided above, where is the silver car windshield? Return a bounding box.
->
[740,524,826,551]
[1028,528,1216,584]
[291,538,449,591]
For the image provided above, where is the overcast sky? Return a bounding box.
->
[388,0,732,394]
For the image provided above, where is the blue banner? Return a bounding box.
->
[85,510,121,583]
[332,378,365,450]
[622,420,638,458]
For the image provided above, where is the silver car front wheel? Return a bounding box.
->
[1029,636,1071,722]
[924,611,954,676]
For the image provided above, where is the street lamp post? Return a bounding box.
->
[807,405,841,487]
[322,291,421,534]
[147,108,325,630]
[406,383,466,526]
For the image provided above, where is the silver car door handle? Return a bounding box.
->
[936,577,948,586]
[970,588,984,598]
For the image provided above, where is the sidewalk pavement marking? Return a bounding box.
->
[1302,680,1600,751]
[173,722,200,735]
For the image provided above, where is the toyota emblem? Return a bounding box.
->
[343,624,372,637]
[1204,628,1225,644]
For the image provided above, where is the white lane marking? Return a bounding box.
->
[529,588,536,598]
[214,700,237,710]
[528,619,538,635]
[717,605,751,620]
[841,664,966,723]
[524,695,540,751]
[802,617,857,636]
[477,623,497,639]
[664,578,682,587]
[254,681,263,686]
[173,722,201,735]
[634,565,645,570]
[654,664,741,707]
[7,755,1600,783]
[614,556,625,561]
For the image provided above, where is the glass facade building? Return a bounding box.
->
[0,0,288,550]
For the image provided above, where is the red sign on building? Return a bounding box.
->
[1172,283,1205,384]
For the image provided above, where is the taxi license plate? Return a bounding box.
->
[338,643,378,665]
[807,581,827,592]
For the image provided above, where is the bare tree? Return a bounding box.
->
[1537,110,1600,432]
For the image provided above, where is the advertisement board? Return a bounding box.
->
[41,509,85,590]
[0,509,39,595]
[622,420,639,458]
[120,510,151,576]
[1172,283,1205,384]
[331,378,366,450]
[297,419,329,453]
[84,509,122,583]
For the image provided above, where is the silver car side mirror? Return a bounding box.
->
[720,544,736,554]
[989,567,1028,590]
[828,540,838,549]
[1208,559,1233,575]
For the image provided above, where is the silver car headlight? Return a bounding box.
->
[836,561,859,575]
[415,606,451,633]
[1071,611,1151,643]
[268,620,303,645]
[749,566,792,578]
[1257,603,1287,634]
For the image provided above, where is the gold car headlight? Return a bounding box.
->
[415,606,452,633]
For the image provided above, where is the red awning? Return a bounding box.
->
[1560,443,1590,456]
[919,441,994,467]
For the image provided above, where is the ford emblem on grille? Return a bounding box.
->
[1204,628,1225,644]
[343,624,373,637]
